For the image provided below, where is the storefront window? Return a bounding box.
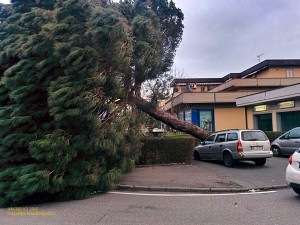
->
[256,114,272,131]
[280,111,300,132]
[179,109,214,132]
[200,111,213,132]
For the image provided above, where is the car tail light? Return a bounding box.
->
[237,140,243,152]
[289,155,293,165]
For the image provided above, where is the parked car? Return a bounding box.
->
[194,129,273,167]
[151,128,166,136]
[271,127,300,157]
[286,148,300,195]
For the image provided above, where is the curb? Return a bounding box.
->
[116,184,289,193]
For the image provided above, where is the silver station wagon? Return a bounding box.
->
[194,129,273,167]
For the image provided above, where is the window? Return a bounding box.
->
[184,110,191,123]
[216,134,226,143]
[178,112,184,120]
[280,133,289,140]
[189,109,214,132]
[289,128,300,139]
[181,84,191,93]
[280,111,300,132]
[207,85,215,91]
[205,135,216,144]
[256,114,272,131]
[241,131,268,141]
[200,85,205,92]
[227,133,238,141]
[200,111,213,131]
[286,69,294,78]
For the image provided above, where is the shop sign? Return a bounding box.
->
[254,105,267,112]
[278,101,294,109]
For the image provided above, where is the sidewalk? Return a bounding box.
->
[117,161,288,193]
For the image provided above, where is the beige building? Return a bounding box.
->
[236,83,300,132]
[163,59,300,132]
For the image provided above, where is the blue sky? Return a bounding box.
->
[1,0,300,78]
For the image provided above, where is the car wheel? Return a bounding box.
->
[223,152,235,167]
[272,146,281,157]
[292,187,300,195]
[254,158,266,166]
[194,151,201,161]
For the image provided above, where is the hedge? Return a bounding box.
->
[264,131,283,142]
[139,136,196,165]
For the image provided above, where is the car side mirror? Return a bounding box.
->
[201,141,206,145]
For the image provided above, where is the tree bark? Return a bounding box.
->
[132,96,210,140]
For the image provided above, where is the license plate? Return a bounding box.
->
[251,146,263,150]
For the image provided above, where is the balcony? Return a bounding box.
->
[210,78,300,92]
[163,91,257,111]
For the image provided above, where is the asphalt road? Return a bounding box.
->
[0,157,292,225]
[1,188,299,225]
[193,156,289,188]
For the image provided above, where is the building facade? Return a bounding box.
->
[163,60,300,132]
[236,83,300,132]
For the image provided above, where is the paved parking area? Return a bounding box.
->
[118,157,289,191]
[192,156,288,189]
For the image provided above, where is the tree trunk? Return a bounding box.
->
[132,96,210,140]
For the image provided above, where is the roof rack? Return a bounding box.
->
[215,129,240,133]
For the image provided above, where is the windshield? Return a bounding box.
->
[241,131,268,141]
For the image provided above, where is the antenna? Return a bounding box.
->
[256,53,264,62]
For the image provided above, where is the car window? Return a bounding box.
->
[215,133,226,143]
[241,131,268,141]
[280,133,289,140]
[289,128,300,139]
[205,135,216,144]
[227,133,238,141]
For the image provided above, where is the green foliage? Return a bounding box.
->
[144,114,161,131]
[264,131,283,142]
[118,0,184,98]
[139,136,195,165]
[0,0,140,206]
[0,0,183,206]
